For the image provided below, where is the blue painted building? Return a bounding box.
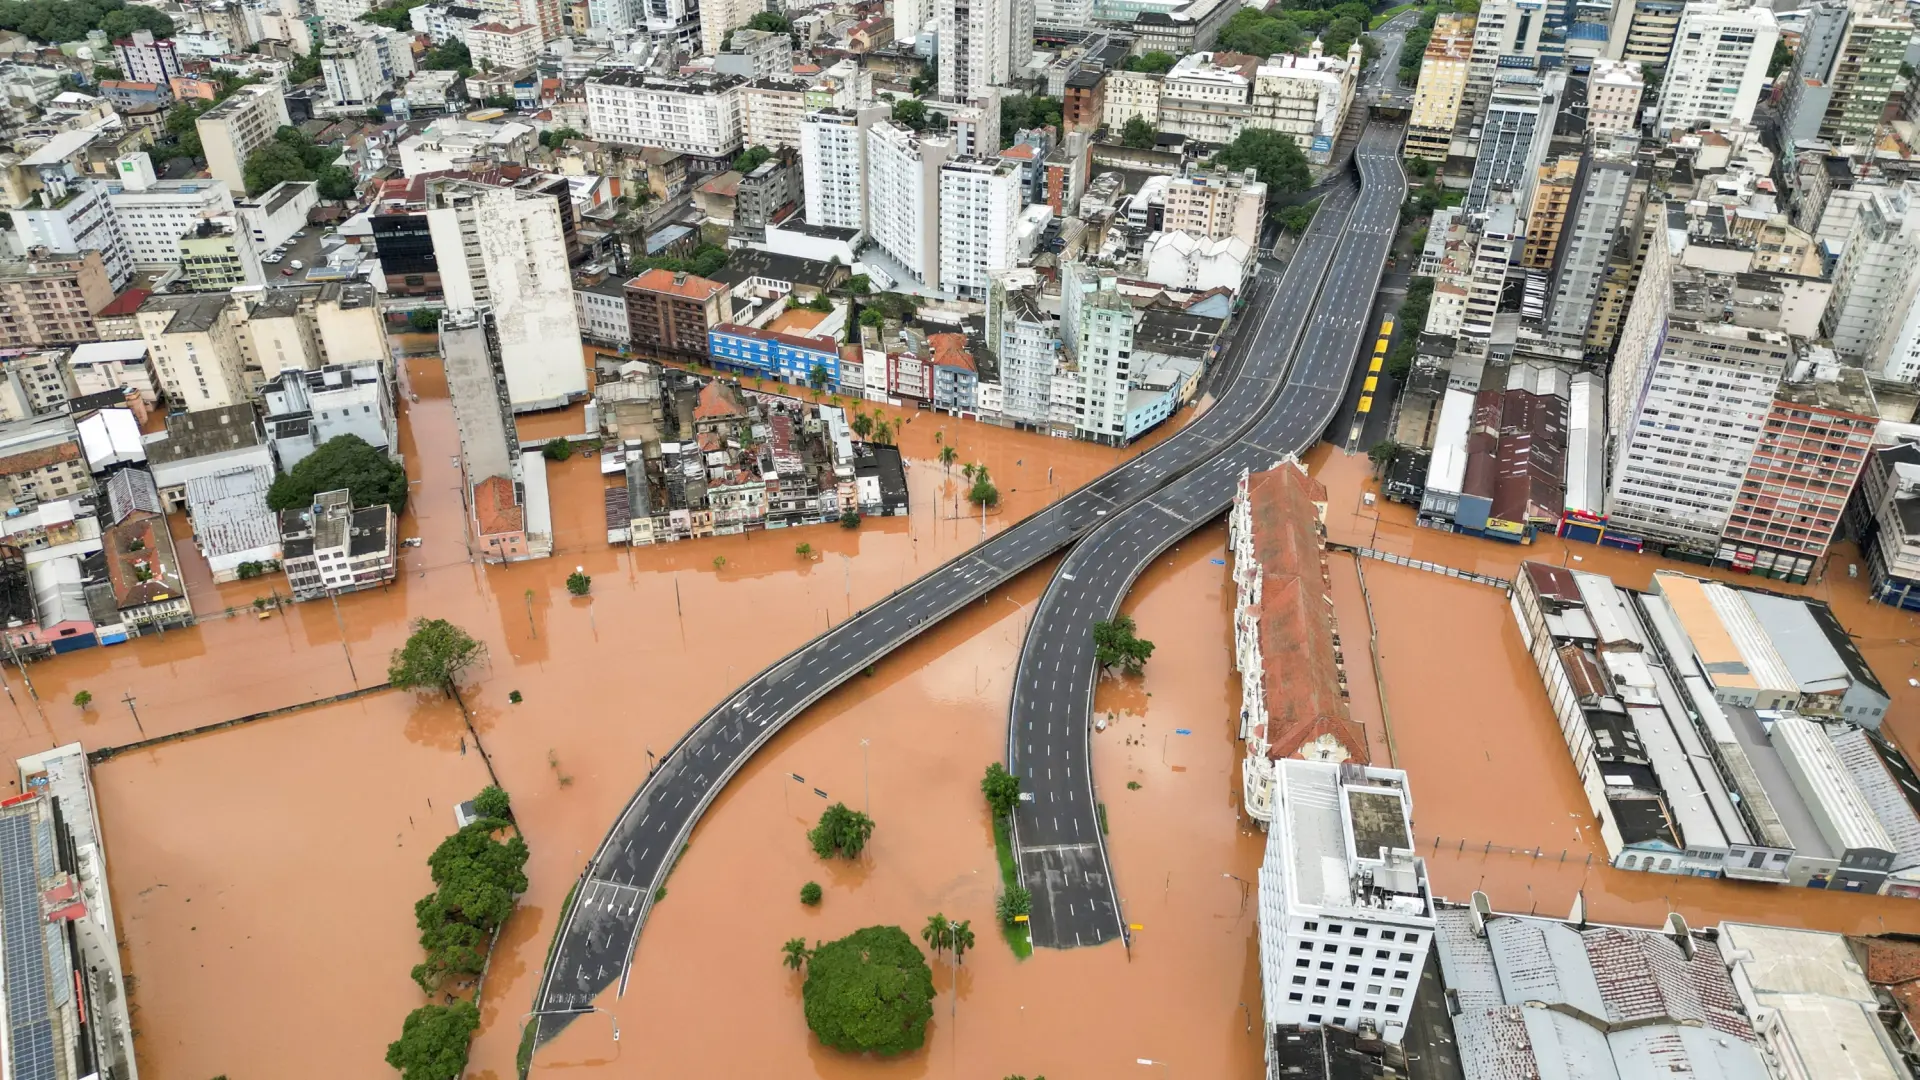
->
[707,323,841,387]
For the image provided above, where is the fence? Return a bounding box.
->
[87,683,394,764]
[1422,835,1597,868]
[1328,543,1512,591]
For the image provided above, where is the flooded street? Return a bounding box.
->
[33,338,1920,1080]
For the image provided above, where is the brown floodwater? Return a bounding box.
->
[42,355,1920,1080]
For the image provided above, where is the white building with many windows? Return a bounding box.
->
[1653,1,1778,134]
[584,71,744,160]
[937,158,1020,298]
[800,105,886,233]
[1258,759,1435,1046]
[866,120,952,286]
[105,155,234,270]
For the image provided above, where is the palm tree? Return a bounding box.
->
[939,444,957,471]
[922,913,952,959]
[934,430,943,446]
[962,463,977,483]
[951,919,975,965]
[782,937,810,971]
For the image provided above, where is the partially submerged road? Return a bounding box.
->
[1006,122,1409,949]
[529,182,1361,1046]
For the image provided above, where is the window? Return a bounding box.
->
[1327,924,1342,935]
[1340,981,1354,991]
[1350,947,1363,956]
[1390,987,1405,998]
[1354,928,1369,938]
[1292,976,1306,986]
[1375,949,1390,959]
[1337,998,1350,1008]
[1295,958,1309,968]
[1288,992,1303,1002]
[1345,964,1359,974]
[1398,953,1413,963]
[1311,996,1325,1005]
[1302,921,1318,932]
[1323,944,1337,953]
[1386,1004,1401,1014]
[1380,931,1396,941]
[1308,1014,1322,1023]
[1319,961,1333,971]
[1316,978,1329,987]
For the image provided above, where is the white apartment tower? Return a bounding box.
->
[196,84,292,197]
[800,105,887,232]
[1586,58,1643,137]
[1825,181,1920,379]
[1653,2,1778,134]
[866,121,952,286]
[937,158,1021,297]
[1063,261,1135,445]
[584,72,745,159]
[938,0,1009,101]
[425,180,589,412]
[1257,760,1435,1046]
[1605,266,1795,554]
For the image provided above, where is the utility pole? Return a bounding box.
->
[525,588,536,639]
[330,588,358,686]
[860,738,870,813]
[121,691,144,737]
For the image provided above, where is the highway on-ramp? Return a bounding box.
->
[1006,123,1409,949]
[528,181,1363,1047]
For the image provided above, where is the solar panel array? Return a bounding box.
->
[0,810,56,1080]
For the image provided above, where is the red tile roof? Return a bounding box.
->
[929,332,974,373]
[693,380,746,422]
[473,475,523,537]
[1243,463,1366,764]
[626,267,727,300]
[97,288,151,317]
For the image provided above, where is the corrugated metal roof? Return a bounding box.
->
[1769,715,1895,855]
[1742,592,1849,696]
[1829,727,1920,870]
[183,464,280,558]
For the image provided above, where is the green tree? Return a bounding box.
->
[1768,36,1794,77]
[566,570,591,596]
[746,9,790,31]
[950,919,975,965]
[981,762,1021,818]
[421,37,473,74]
[72,690,91,711]
[891,97,928,130]
[542,439,574,462]
[732,144,772,171]
[807,802,876,859]
[1091,614,1155,676]
[1213,128,1311,194]
[938,444,957,471]
[425,819,529,929]
[1120,114,1157,149]
[801,926,934,1056]
[1124,50,1177,73]
[808,363,829,392]
[387,618,488,697]
[359,0,428,29]
[266,434,407,514]
[291,52,322,81]
[316,165,357,200]
[385,1000,480,1080]
[847,273,871,295]
[999,94,1064,144]
[858,307,885,329]
[1275,199,1317,235]
[840,510,861,529]
[473,784,511,819]
[996,885,1031,927]
[783,935,811,970]
[540,125,585,148]
[800,881,823,905]
[795,542,813,559]
[242,141,311,196]
[408,308,442,332]
[968,475,999,508]
[1368,440,1400,469]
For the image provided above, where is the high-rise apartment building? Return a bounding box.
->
[1818,12,1911,147]
[866,121,952,286]
[1521,157,1578,271]
[1719,365,1876,579]
[987,271,1060,430]
[1255,760,1434,1045]
[1652,2,1777,134]
[197,84,292,195]
[937,159,1021,298]
[105,152,234,269]
[1163,168,1268,247]
[0,252,117,350]
[1778,0,1850,153]
[1586,58,1643,136]
[1062,261,1135,445]
[137,293,251,409]
[426,178,589,412]
[585,72,744,160]
[1464,72,1558,214]
[1607,0,1684,65]
[1823,182,1920,373]
[113,30,183,86]
[938,0,1008,102]
[9,176,133,290]
[1406,14,1474,161]
[1461,200,1521,342]
[623,269,732,362]
[1461,0,1547,135]
[799,105,887,231]
[1605,264,1795,556]
[1538,154,1634,349]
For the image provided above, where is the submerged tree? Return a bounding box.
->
[388,619,487,696]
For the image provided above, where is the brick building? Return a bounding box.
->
[624,269,732,362]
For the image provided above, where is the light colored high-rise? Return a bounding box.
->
[1163,168,1267,248]
[1250,46,1358,165]
[987,270,1059,429]
[1102,69,1163,129]
[1255,760,1434,1045]
[1608,0,1684,65]
[1586,58,1643,137]
[1461,199,1521,342]
[1778,0,1850,152]
[866,121,952,286]
[1817,9,1912,147]
[1461,0,1547,134]
[1826,182,1920,380]
[1605,263,1795,556]
[1538,154,1634,349]
[426,179,588,412]
[1406,13,1474,161]
[1652,2,1777,134]
[1062,261,1135,445]
[938,158,1021,298]
[938,0,1008,101]
[800,106,887,231]
[106,153,236,271]
[9,177,133,291]
[585,72,744,158]
[1034,0,1089,31]
[197,84,291,196]
[895,0,931,42]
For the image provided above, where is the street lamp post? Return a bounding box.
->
[519,1005,621,1052]
[1223,872,1251,914]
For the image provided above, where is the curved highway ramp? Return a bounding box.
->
[528,181,1364,1047]
[1007,123,1409,950]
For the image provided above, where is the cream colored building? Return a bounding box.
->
[1163,168,1267,249]
[1101,69,1163,129]
[138,293,252,409]
[741,80,807,150]
[467,22,544,71]
[1588,58,1644,137]
[1406,13,1474,161]
[196,84,292,196]
[1249,45,1356,164]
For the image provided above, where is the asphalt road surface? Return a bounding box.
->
[528,177,1369,1047]
[1006,123,1409,950]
